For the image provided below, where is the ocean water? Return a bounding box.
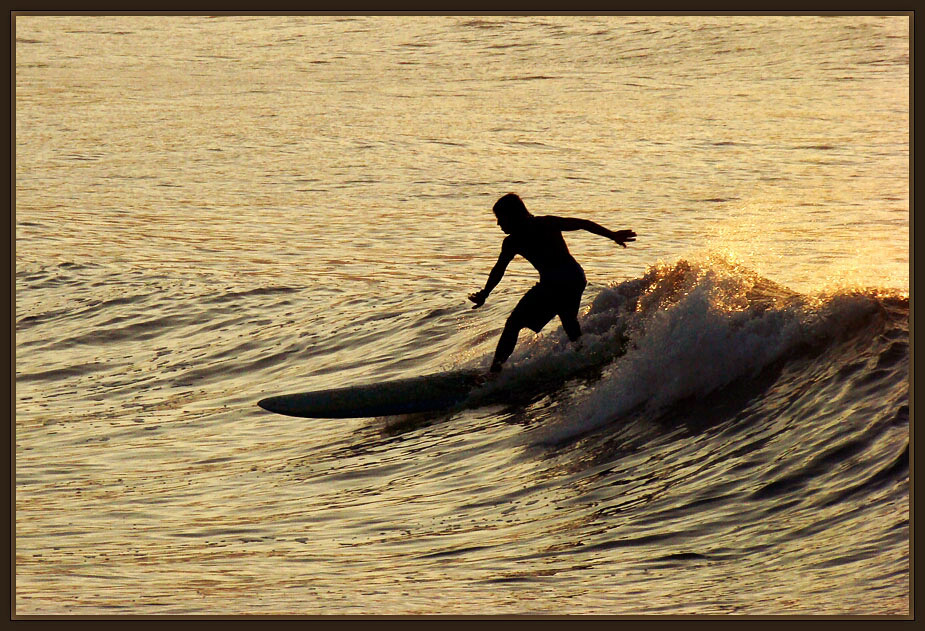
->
[15,15,909,615]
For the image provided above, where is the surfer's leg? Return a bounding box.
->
[491,284,555,372]
[561,315,582,342]
[558,277,586,343]
[491,318,523,372]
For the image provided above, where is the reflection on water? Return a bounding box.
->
[16,15,908,615]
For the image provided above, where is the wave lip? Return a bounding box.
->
[531,256,906,443]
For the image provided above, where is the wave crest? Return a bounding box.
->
[528,256,904,442]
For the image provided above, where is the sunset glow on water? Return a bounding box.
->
[16,15,908,615]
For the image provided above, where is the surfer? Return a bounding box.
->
[469,193,636,373]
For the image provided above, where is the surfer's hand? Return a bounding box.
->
[468,290,487,308]
[612,229,637,248]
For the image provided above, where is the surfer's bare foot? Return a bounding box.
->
[473,370,500,387]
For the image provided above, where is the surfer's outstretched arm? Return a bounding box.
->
[469,242,515,308]
[552,217,637,248]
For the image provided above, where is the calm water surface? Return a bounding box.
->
[16,15,909,615]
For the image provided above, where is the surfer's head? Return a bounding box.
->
[493,193,532,234]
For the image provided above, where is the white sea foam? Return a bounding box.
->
[529,257,883,443]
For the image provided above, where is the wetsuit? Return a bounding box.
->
[490,216,589,368]
[472,209,634,372]
[502,216,587,337]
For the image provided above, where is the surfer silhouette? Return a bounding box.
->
[469,193,636,373]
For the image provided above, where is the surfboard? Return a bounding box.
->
[257,369,485,418]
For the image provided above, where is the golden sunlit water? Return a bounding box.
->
[16,15,908,615]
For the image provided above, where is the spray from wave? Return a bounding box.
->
[503,255,907,443]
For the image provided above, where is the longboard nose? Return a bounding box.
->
[256,369,483,419]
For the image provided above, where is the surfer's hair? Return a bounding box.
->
[493,193,532,221]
